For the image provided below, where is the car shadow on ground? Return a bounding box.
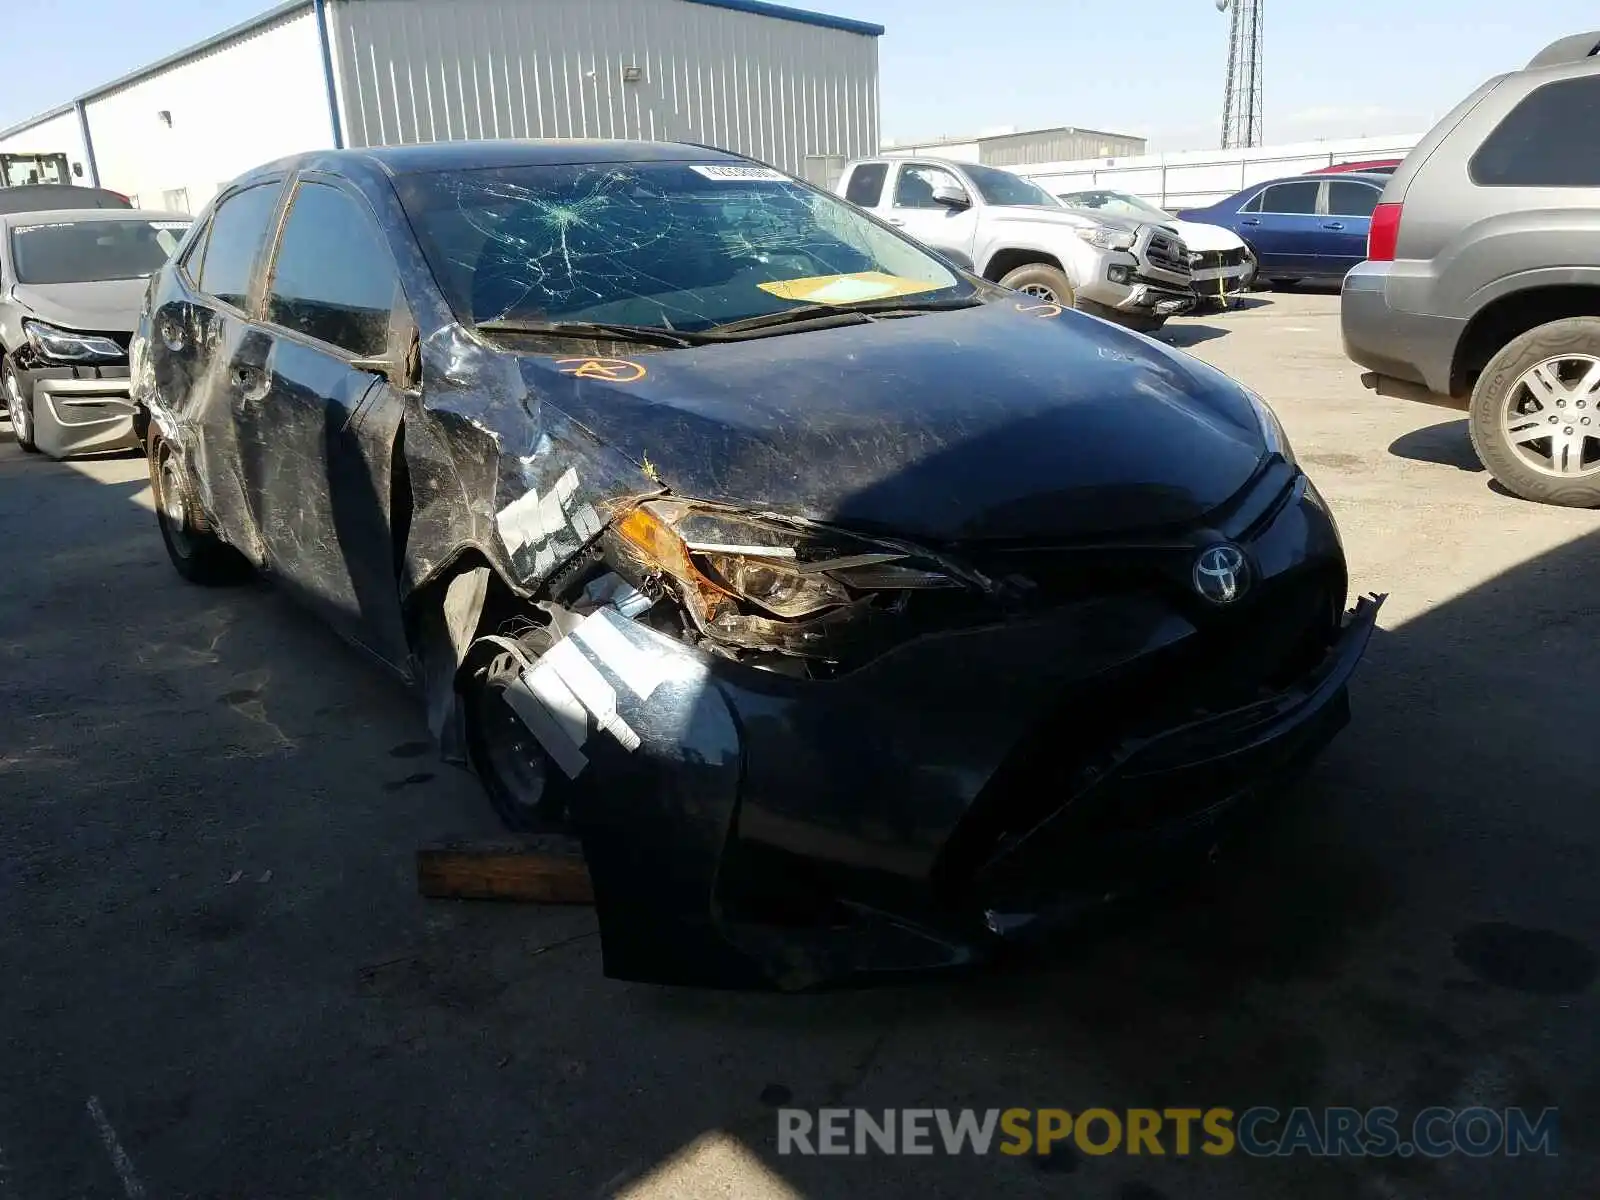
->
[1159,323,1231,349]
[5,419,1599,1199]
[1388,417,1484,473]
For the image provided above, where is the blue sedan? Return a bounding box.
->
[1176,172,1388,287]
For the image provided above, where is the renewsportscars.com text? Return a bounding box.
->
[777,1106,1558,1159]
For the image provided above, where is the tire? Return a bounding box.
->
[2,356,39,454]
[998,263,1076,308]
[148,430,252,584]
[1468,316,1600,508]
[462,628,580,833]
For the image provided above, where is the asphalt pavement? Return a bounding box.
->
[1,290,1597,1199]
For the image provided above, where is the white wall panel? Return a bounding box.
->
[84,7,333,214]
[0,109,90,182]
[330,0,879,176]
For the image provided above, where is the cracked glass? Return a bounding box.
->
[394,161,972,333]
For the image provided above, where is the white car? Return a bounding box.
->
[1057,189,1256,306]
[836,158,1194,333]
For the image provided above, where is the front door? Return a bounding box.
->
[248,176,413,674]
[886,161,979,262]
[1237,180,1323,277]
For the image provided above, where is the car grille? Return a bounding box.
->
[1144,231,1190,275]
[1188,248,1248,270]
[930,547,1346,891]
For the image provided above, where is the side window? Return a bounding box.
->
[1259,181,1319,214]
[197,183,281,310]
[843,162,888,208]
[266,181,398,358]
[1326,181,1381,217]
[893,163,965,209]
[1471,76,1600,187]
[1240,191,1264,213]
[179,216,212,282]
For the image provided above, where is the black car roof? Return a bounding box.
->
[232,138,749,189]
[0,184,131,215]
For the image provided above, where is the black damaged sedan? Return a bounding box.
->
[132,140,1381,990]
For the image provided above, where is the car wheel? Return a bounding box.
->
[149,431,252,583]
[2,356,39,454]
[462,629,578,833]
[1469,317,1600,507]
[999,263,1076,309]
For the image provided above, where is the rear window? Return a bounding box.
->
[9,218,190,284]
[1326,181,1381,217]
[1471,75,1600,187]
[843,162,887,207]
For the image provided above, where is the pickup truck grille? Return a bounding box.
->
[1145,232,1189,275]
[1188,248,1248,270]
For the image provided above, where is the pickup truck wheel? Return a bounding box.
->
[1469,317,1600,508]
[2,356,39,453]
[999,264,1075,308]
[149,431,252,583]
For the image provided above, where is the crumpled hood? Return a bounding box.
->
[986,204,1106,233]
[1165,218,1247,254]
[10,277,149,333]
[519,300,1268,543]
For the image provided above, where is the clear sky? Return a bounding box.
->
[3,0,1597,151]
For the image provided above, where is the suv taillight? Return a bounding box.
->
[1368,202,1403,262]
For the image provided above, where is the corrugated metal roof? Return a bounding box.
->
[0,0,881,143]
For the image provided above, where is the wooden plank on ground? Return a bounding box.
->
[417,835,594,904]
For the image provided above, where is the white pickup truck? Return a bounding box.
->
[835,157,1195,332]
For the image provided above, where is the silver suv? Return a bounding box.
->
[1341,31,1600,506]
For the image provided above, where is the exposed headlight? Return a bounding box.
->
[23,318,125,363]
[1075,224,1136,252]
[613,501,956,624]
[1245,387,1296,466]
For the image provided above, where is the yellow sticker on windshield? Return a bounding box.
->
[758,271,946,304]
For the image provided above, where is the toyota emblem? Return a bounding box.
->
[1193,543,1250,604]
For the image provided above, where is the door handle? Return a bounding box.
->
[1241,217,1261,226]
[888,218,906,226]
[1322,221,1346,230]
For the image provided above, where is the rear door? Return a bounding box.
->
[252,174,413,673]
[886,161,979,261]
[160,179,287,554]
[1239,180,1323,276]
[1319,178,1383,277]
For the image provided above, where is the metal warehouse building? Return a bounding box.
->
[0,0,882,213]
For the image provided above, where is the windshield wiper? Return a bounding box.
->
[706,294,988,336]
[474,318,710,349]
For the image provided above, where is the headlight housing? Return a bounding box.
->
[1075,224,1136,252]
[1244,387,1296,466]
[23,318,125,363]
[612,501,957,627]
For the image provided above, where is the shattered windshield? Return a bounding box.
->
[394,160,971,333]
[1062,190,1174,223]
[10,218,190,284]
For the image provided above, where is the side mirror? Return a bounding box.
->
[931,182,972,210]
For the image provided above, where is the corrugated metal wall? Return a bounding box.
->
[328,0,879,176]
[979,128,1146,167]
[84,8,333,213]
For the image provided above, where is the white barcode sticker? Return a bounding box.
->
[690,164,789,182]
[149,221,191,230]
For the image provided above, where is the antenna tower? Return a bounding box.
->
[1217,0,1264,148]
